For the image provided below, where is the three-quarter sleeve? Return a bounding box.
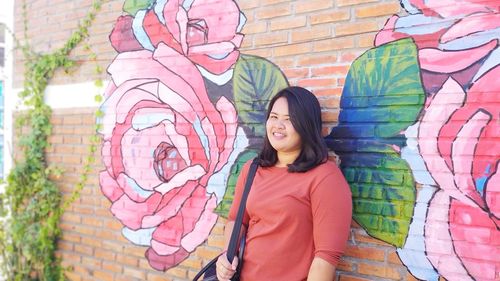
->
[227,161,251,226]
[310,165,352,266]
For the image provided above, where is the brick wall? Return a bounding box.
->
[12,0,499,281]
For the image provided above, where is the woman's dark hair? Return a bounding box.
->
[258,86,328,172]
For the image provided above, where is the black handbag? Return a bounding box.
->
[193,159,259,281]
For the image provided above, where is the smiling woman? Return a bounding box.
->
[216,87,352,281]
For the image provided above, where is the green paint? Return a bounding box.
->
[233,54,289,138]
[123,0,153,16]
[215,149,258,217]
[337,38,425,247]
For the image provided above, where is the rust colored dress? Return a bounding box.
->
[228,160,352,281]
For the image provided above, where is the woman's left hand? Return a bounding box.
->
[216,253,239,281]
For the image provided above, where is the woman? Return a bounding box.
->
[216,86,352,281]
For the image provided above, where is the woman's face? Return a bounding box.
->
[266,97,302,155]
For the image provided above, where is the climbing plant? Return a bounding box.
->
[0,0,104,280]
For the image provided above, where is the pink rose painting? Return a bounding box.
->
[375,1,499,280]
[100,0,288,271]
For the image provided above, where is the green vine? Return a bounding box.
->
[0,0,104,280]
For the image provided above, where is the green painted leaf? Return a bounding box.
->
[215,149,258,217]
[123,0,153,16]
[328,38,424,247]
[338,38,425,136]
[233,54,289,138]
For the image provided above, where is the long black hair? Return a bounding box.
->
[258,86,328,172]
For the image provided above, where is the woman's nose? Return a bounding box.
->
[276,120,285,128]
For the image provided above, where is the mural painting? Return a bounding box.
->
[328,0,499,280]
[98,0,288,271]
[98,0,499,278]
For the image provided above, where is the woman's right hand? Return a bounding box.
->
[216,253,238,281]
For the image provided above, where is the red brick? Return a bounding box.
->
[358,32,377,47]
[123,267,146,279]
[283,68,308,80]
[311,10,351,25]
[314,88,343,97]
[313,36,356,52]
[298,78,336,88]
[336,21,379,36]
[102,261,123,273]
[270,16,307,31]
[274,42,312,57]
[254,32,289,46]
[337,0,378,7]
[291,25,332,43]
[345,245,385,261]
[322,111,340,122]
[298,54,338,66]
[295,0,334,13]
[312,65,350,77]
[92,270,113,281]
[355,2,401,18]
[95,248,116,261]
[242,22,267,35]
[74,244,93,255]
[255,4,291,19]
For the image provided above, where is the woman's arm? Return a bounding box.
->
[216,221,237,281]
[307,257,336,281]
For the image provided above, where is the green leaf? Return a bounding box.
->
[233,54,289,138]
[215,150,259,217]
[123,0,153,16]
[328,38,424,248]
[94,94,103,102]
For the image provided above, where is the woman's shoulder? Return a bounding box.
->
[312,159,341,174]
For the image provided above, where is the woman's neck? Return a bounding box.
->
[276,151,300,167]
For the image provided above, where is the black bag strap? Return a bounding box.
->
[226,158,259,263]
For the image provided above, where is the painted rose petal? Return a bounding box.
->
[100,170,124,202]
[157,82,198,123]
[115,88,162,124]
[116,173,155,202]
[425,192,471,280]
[188,41,237,55]
[485,167,499,219]
[111,192,163,230]
[151,239,180,255]
[155,164,206,194]
[451,111,490,208]
[189,0,241,43]
[441,13,500,43]
[181,194,218,252]
[163,119,191,167]
[101,141,113,175]
[153,43,212,112]
[375,15,406,46]
[107,50,165,86]
[189,50,240,75]
[419,78,477,207]
[419,40,497,73]
[201,116,219,175]
[100,79,159,138]
[231,34,244,50]
[450,200,500,279]
[145,247,189,271]
[152,215,184,246]
[110,15,143,53]
[143,9,182,53]
[214,96,238,171]
[175,1,189,54]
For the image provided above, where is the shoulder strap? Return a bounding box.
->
[226,158,259,263]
